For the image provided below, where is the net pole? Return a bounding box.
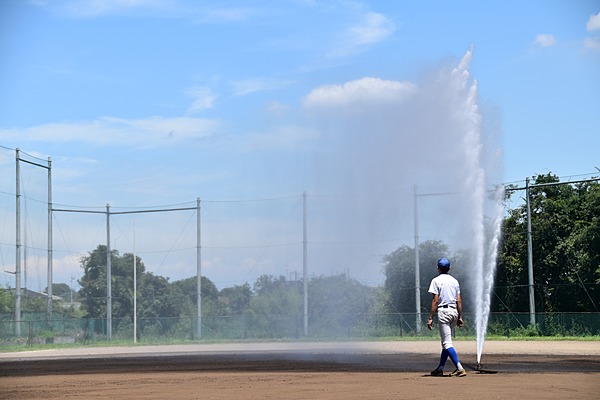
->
[15,149,21,337]
[106,204,112,341]
[414,184,421,333]
[47,157,53,324]
[303,192,308,336]
[196,198,202,339]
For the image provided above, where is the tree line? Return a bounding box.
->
[1,173,598,326]
[383,173,599,315]
[74,246,378,328]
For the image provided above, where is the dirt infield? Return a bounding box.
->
[1,341,599,399]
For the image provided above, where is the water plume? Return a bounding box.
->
[446,48,504,363]
[304,46,504,359]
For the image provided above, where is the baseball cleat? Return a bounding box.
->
[449,369,467,377]
[430,369,444,376]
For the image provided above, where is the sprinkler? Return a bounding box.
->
[474,362,498,374]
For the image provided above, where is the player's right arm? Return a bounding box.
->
[427,293,439,330]
[456,293,464,327]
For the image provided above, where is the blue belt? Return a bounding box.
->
[440,304,456,308]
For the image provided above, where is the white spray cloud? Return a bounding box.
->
[299,47,503,288]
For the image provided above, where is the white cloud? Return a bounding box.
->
[584,12,600,51]
[231,78,293,96]
[50,0,172,18]
[583,37,600,50]
[533,34,556,47]
[349,12,396,46]
[265,100,289,114]
[330,11,396,58]
[33,0,260,22]
[303,77,416,109]
[0,116,219,146]
[202,7,258,22]
[187,87,216,113]
[586,12,600,31]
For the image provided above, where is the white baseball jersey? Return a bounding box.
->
[428,273,460,307]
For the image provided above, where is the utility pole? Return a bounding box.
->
[413,185,421,333]
[525,178,536,326]
[70,276,75,303]
[15,149,21,337]
[13,149,52,327]
[196,198,202,339]
[303,191,308,336]
[47,156,52,323]
[133,221,137,343]
[106,204,112,341]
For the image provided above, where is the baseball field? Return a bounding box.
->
[1,340,598,399]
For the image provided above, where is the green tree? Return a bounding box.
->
[495,188,529,312]
[382,240,450,314]
[249,275,303,337]
[78,245,146,319]
[219,283,252,315]
[47,283,72,300]
[171,276,219,316]
[251,275,302,315]
[307,274,377,336]
[129,272,190,337]
[308,274,374,316]
[496,173,600,313]
[137,272,181,319]
[0,287,14,313]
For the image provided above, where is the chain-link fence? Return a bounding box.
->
[1,311,599,347]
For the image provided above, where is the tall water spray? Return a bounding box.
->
[450,49,504,364]
[305,46,503,356]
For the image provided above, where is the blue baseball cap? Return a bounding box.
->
[437,258,451,269]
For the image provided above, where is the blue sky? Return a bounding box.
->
[0,0,599,292]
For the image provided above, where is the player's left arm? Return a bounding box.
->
[456,293,464,327]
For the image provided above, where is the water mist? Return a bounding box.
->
[304,46,503,358]
[446,49,504,364]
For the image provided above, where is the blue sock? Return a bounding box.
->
[446,347,463,370]
[437,349,449,370]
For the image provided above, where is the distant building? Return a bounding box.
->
[8,288,63,301]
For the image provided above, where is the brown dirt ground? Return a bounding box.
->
[1,341,599,399]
